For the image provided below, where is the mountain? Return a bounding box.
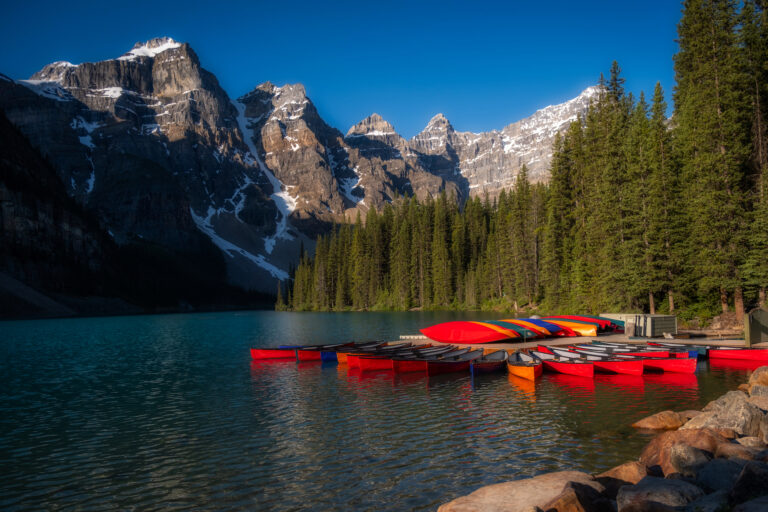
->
[0,37,597,296]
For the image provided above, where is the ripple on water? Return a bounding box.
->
[0,313,753,511]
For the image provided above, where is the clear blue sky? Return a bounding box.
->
[0,0,681,138]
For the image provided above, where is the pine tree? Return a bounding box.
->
[674,0,751,319]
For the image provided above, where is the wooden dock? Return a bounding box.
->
[397,333,768,350]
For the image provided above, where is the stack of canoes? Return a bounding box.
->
[419,315,624,344]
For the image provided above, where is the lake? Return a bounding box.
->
[0,311,755,511]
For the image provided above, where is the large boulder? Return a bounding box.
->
[716,441,761,460]
[595,461,649,499]
[702,390,749,412]
[683,490,729,512]
[639,429,729,476]
[540,481,615,512]
[666,444,711,477]
[747,366,768,388]
[733,495,768,511]
[748,395,768,412]
[632,411,685,430]
[736,437,766,449]
[616,476,705,511]
[682,395,765,438]
[437,471,605,512]
[728,461,768,505]
[695,458,748,492]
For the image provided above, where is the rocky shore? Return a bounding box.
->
[439,367,768,512]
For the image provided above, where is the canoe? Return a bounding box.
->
[708,348,768,361]
[516,318,577,337]
[470,350,509,373]
[357,346,455,371]
[541,319,598,337]
[642,356,698,374]
[648,342,706,359]
[531,350,594,378]
[507,351,543,380]
[426,349,484,375]
[550,347,644,376]
[544,315,616,332]
[347,345,414,368]
[391,348,470,372]
[250,348,296,360]
[420,321,519,343]
[574,344,674,359]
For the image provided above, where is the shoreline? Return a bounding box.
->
[439,366,768,512]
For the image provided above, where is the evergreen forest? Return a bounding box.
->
[280,0,768,324]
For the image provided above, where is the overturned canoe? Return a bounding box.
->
[420,321,519,343]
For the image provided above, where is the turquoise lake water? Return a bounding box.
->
[0,311,757,511]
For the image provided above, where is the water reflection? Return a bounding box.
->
[0,312,757,512]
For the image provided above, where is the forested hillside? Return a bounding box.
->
[283,0,768,323]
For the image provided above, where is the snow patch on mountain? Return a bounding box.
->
[118,37,181,61]
[189,207,288,280]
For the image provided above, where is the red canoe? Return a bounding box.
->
[549,346,643,376]
[426,350,484,375]
[250,348,295,360]
[420,321,518,343]
[532,350,594,378]
[641,356,698,374]
[708,348,768,361]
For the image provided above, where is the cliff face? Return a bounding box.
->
[0,37,598,295]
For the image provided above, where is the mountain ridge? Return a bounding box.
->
[1,36,598,294]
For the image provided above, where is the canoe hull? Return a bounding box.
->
[427,360,471,375]
[542,360,594,378]
[507,362,543,381]
[593,359,643,376]
[250,348,295,360]
[643,357,697,374]
[471,360,507,373]
[296,350,323,361]
[358,356,394,371]
[709,349,768,361]
[392,359,428,373]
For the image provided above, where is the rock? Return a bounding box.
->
[733,495,768,511]
[716,442,760,460]
[541,481,615,512]
[682,395,765,438]
[437,471,604,512]
[701,390,748,412]
[678,410,702,421]
[755,449,768,462]
[736,437,766,449]
[632,411,685,430]
[747,366,768,388]
[667,444,712,477]
[596,461,649,499]
[728,461,768,505]
[695,458,748,491]
[748,395,768,412]
[639,429,728,476]
[683,490,729,512]
[749,384,768,397]
[617,476,705,511]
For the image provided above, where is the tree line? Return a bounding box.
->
[279,0,767,323]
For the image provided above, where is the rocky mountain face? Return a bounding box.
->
[0,37,596,295]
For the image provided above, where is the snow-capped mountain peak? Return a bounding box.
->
[118,37,182,61]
